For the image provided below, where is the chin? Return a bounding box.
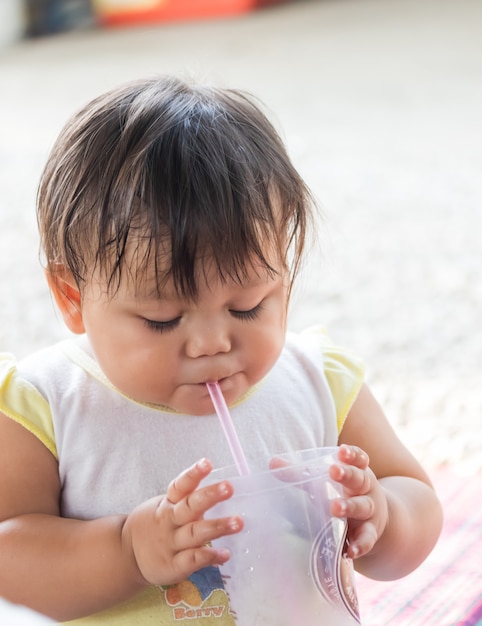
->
[179,400,217,417]
[180,391,234,417]
[171,388,217,416]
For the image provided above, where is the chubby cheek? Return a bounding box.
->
[105,351,177,404]
[247,328,285,383]
[85,329,175,404]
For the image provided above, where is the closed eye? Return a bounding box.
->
[144,317,181,333]
[229,303,263,322]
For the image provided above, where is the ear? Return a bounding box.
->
[46,267,85,335]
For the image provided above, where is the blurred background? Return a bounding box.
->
[0,0,481,472]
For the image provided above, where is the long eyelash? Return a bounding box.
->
[230,304,263,322]
[144,318,180,334]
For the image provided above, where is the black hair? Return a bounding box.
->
[38,75,313,298]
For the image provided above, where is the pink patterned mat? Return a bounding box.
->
[355,466,482,626]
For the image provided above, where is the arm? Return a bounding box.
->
[0,413,242,621]
[333,384,443,581]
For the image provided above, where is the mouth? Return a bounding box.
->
[203,374,230,385]
[200,375,239,400]
[193,379,222,391]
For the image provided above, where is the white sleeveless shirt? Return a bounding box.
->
[0,326,364,624]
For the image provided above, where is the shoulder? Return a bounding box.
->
[0,342,77,459]
[285,326,365,383]
[285,326,366,430]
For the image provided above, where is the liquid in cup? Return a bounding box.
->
[204,447,361,626]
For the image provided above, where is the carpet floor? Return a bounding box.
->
[355,466,482,625]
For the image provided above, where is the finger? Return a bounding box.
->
[331,494,375,521]
[173,515,243,551]
[172,544,232,581]
[330,463,373,497]
[269,457,290,471]
[166,458,213,505]
[171,480,234,526]
[346,521,378,559]
[268,457,306,483]
[269,458,328,485]
[338,444,369,469]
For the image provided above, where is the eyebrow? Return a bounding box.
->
[133,273,278,302]
[133,286,174,302]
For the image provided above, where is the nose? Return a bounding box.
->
[185,322,232,359]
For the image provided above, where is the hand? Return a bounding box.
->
[121,458,243,587]
[330,444,389,560]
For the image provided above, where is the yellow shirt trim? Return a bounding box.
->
[301,326,365,432]
[0,329,364,457]
[0,353,57,459]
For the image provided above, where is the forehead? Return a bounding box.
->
[131,254,285,301]
[115,230,284,297]
[98,213,289,301]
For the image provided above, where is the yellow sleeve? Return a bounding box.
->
[302,326,366,433]
[0,353,57,459]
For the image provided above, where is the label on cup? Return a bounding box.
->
[310,518,361,622]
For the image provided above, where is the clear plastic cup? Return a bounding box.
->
[203,447,361,625]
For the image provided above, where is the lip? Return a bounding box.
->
[202,374,231,385]
[193,379,224,391]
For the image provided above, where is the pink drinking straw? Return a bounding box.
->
[206,382,250,476]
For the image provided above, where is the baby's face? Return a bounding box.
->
[79,258,289,415]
